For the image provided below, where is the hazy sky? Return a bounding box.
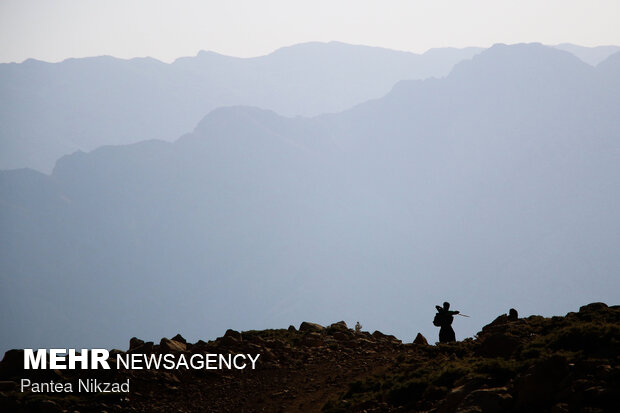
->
[1,0,619,63]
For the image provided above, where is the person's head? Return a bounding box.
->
[443,302,450,310]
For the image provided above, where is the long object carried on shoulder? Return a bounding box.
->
[457,313,470,317]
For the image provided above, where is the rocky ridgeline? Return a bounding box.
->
[0,303,619,412]
[325,302,620,413]
[0,320,405,412]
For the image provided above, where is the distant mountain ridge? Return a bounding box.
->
[3,41,617,173]
[0,42,484,172]
[1,43,618,355]
[552,42,620,65]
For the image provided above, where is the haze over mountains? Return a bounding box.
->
[552,43,620,66]
[1,43,619,353]
[2,42,617,173]
[0,42,483,172]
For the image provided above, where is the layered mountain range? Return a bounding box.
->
[1,43,619,354]
[0,42,483,172]
[2,42,618,173]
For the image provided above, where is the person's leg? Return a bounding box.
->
[446,325,456,342]
[439,326,449,343]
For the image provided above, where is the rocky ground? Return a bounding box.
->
[1,302,618,412]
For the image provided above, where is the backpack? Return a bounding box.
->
[433,312,444,327]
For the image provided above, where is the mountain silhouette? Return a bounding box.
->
[0,42,483,172]
[553,42,620,66]
[1,43,619,355]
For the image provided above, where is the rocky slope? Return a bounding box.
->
[0,302,618,412]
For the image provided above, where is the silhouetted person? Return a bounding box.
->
[433,301,459,343]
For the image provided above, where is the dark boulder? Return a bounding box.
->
[413,333,429,345]
[458,387,513,413]
[372,330,387,340]
[515,355,569,407]
[328,321,348,331]
[0,350,24,379]
[299,322,324,332]
[160,337,186,352]
[476,333,521,358]
[129,337,145,351]
[223,329,242,341]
